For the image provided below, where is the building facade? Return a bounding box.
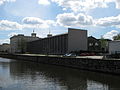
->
[88,36,101,52]
[0,43,10,53]
[88,36,111,52]
[27,28,87,55]
[109,40,120,54]
[10,32,39,53]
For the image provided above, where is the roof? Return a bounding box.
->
[109,40,120,42]
[88,36,97,40]
[10,34,39,39]
[28,33,68,43]
[45,33,68,39]
[68,28,87,31]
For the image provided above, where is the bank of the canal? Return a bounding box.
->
[0,54,120,75]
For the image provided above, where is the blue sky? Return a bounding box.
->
[0,0,120,44]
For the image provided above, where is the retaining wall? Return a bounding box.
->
[0,54,120,75]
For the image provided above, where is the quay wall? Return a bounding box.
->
[0,54,120,75]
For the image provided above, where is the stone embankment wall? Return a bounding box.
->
[0,54,120,75]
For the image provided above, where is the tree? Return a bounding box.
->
[113,33,120,40]
[99,37,108,52]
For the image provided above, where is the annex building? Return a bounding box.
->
[27,28,87,55]
[10,32,39,53]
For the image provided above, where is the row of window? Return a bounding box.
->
[89,42,99,46]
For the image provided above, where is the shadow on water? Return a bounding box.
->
[0,57,120,90]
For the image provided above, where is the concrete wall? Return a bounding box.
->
[27,34,68,55]
[109,41,120,54]
[0,44,10,53]
[68,28,87,52]
[1,54,120,75]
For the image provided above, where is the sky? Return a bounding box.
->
[0,0,120,44]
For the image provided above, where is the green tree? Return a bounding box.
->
[99,37,107,52]
[113,33,120,40]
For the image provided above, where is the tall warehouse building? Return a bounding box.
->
[27,28,87,55]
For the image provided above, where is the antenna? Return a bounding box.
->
[31,28,36,37]
[49,28,51,34]
[33,28,35,33]
[47,28,52,37]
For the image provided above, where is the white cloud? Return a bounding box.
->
[0,39,10,44]
[51,0,120,12]
[22,17,44,25]
[56,13,93,27]
[38,0,50,5]
[0,0,16,5]
[22,17,55,29]
[95,15,120,27]
[8,32,17,37]
[115,0,120,9]
[103,30,119,40]
[0,20,22,30]
[62,8,67,11]
[56,13,76,27]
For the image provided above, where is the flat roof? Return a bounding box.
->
[28,33,68,43]
[109,40,120,42]
[10,35,39,39]
[44,33,68,39]
[68,28,87,31]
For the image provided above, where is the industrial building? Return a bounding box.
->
[27,28,87,55]
[10,31,39,53]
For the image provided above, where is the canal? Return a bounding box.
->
[0,57,120,90]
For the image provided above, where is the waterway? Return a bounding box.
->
[0,57,120,90]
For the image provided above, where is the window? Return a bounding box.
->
[95,42,98,46]
[89,43,93,46]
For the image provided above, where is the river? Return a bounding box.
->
[0,57,120,90]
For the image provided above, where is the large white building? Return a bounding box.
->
[109,40,120,54]
[10,32,39,53]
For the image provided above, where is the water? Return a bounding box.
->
[0,57,120,90]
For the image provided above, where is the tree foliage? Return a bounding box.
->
[113,33,120,40]
[100,37,107,48]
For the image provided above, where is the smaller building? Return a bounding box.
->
[109,40,120,54]
[0,43,10,53]
[10,31,39,54]
[88,36,111,53]
[88,36,101,52]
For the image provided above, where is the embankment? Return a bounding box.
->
[0,54,120,75]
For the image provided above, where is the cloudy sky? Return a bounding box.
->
[0,0,120,44]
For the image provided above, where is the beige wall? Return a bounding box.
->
[10,35,39,53]
[68,28,87,52]
[0,44,10,53]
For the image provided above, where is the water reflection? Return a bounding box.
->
[0,57,120,90]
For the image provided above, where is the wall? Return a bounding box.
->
[10,35,39,53]
[1,54,120,75]
[109,41,120,54]
[68,28,87,52]
[27,34,68,55]
[0,44,10,53]
[88,36,101,52]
